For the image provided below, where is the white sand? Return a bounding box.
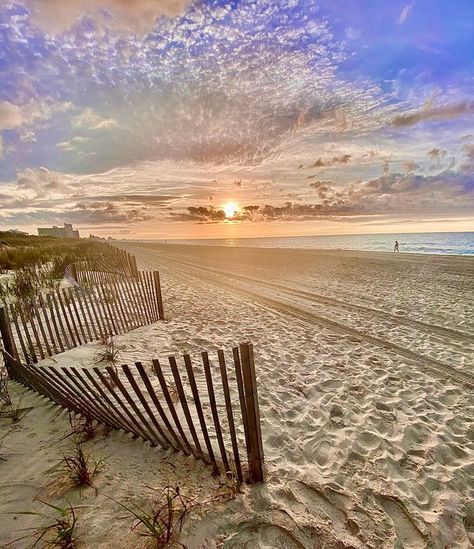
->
[1,244,473,547]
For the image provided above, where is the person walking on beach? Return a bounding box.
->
[394,240,400,252]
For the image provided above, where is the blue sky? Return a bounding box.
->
[0,0,473,238]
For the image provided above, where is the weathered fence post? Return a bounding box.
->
[0,306,19,376]
[240,342,264,483]
[153,271,165,320]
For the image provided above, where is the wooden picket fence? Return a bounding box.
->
[0,270,164,365]
[71,245,139,284]
[2,342,264,483]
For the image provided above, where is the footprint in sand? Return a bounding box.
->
[376,494,427,548]
[329,404,345,427]
[226,523,307,548]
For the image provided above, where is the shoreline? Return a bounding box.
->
[117,240,474,258]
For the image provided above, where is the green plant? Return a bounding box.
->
[66,412,98,443]
[5,500,78,548]
[0,391,33,423]
[107,485,196,548]
[52,442,104,493]
[93,336,121,367]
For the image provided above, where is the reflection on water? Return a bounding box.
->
[160,232,474,256]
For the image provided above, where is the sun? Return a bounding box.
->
[223,202,239,219]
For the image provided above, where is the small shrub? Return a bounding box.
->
[0,391,33,423]
[93,336,121,367]
[52,442,104,493]
[67,412,97,443]
[6,500,78,548]
[108,485,196,548]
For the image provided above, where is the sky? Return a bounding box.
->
[0,0,473,239]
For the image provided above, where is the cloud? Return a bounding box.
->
[397,1,415,25]
[17,167,70,195]
[309,180,334,199]
[70,201,153,223]
[427,147,447,163]
[19,0,192,35]
[171,206,226,223]
[0,102,23,130]
[462,143,474,161]
[391,101,474,127]
[307,155,352,169]
[0,99,73,131]
[72,109,117,131]
[402,161,419,173]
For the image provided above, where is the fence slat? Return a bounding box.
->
[82,368,136,434]
[85,287,105,338]
[123,363,172,448]
[0,307,18,364]
[57,289,78,348]
[94,367,151,442]
[239,343,264,483]
[62,288,82,345]
[46,294,65,353]
[218,349,243,483]
[61,367,118,428]
[9,304,29,363]
[51,292,71,350]
[202,351,230,473]
[70,366,124,430]
[74,287,95,341]
[169,355,209,464]
[135,362,188,454]
[152,358,196,457]
[37,293,58,355]
[17,306,38,363]
[181,354,216,470]
[106,366,162,446]
[153,271,164,320]
[31,298,51,357]
[27,301,45,360]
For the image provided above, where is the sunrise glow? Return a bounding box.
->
[223,202,239,219]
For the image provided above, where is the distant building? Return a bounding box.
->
[37,223,80,239]
[89,234,105,241]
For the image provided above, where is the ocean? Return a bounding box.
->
[163,232,474,256]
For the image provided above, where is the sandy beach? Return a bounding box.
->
[1,243,473,548]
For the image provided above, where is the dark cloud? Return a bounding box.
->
[307,154,351,169]
[309,180,334,199]
[70,202,153,223]
[427,147,447,163]
[391,101,474,128]
[81,194,176,206]
[402,161,419,173]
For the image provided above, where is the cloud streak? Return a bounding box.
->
[391,101,474,128]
